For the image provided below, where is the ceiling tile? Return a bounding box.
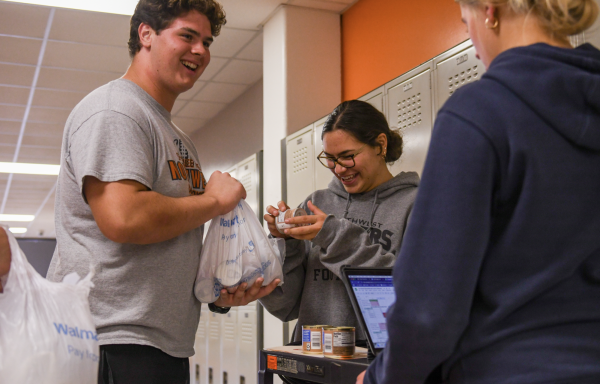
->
[0,104,25,120]
[25,122,65,137]
[0,36,42,65]
[32,89,86,109]
[175,101,226,120]
[12,173,58,187]
[0,2,50,38]
[0,86,30,105]
[211,28,258,58]
[193,82,248,103]
[43,41,130,73]
[28,107,71,125]
[199,57,229,81]
[178,80,208,101]
[216,0,283,30]
[236,33,263,61]
[0,133,18,146]
[0,152,12,162]
[0,121,21,135]
[288,0,348,12]
[17,145,61,164]
[213,59,263,85]
[172,117,209,136]
[36,67,120,93]
[50,8,130,48]
[22,134,62,148]
[0,63,35,87]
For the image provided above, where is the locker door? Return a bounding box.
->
[221,308,238,384]
[225,165,237,180]
[207,312,222,384]
[358,86,385,115]
[236,155,259,219]
[386,64,434,176]
[313,116,334,191]
[285,125,315,208]
[191,304,209,384]
[434,42,486,112]
[237,304,258,384]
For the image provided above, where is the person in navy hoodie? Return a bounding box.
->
[358,0,600,383]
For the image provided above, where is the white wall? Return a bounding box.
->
[190,80,263,178]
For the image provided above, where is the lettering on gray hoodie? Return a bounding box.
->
[259,171,419,341]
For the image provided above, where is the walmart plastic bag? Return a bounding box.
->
[0,226,99,383]
[195,200,284,303]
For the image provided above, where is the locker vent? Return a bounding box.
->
[209,321,220,340]
[448,65,479,95]
[293,147,308,174]
[223,321,235,341]
[241,173,252,193]
[397,93,422,130]
[196,324,206,338]
[241,322,254,344]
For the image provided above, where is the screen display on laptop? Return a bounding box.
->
[348,275,395,349]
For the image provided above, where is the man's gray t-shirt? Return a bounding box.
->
[47,79,206,358]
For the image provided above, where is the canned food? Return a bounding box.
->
[276,208,308,234]
[302,325,330,354]
[323,326,355,358]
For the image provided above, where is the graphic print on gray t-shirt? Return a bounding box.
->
[47,79,205,358]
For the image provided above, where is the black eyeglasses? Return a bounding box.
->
[317,144,367,169]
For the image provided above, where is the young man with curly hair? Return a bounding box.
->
[46,1,278,382]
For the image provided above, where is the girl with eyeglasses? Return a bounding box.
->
[259,100,419,343]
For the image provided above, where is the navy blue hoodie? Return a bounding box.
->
[366,43,600,384]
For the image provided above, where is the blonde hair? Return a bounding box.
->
[456,0,599,36]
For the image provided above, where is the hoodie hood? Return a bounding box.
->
[327,171,420,199]
[485,43,600,151]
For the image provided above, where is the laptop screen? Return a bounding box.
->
[347,275,395,349]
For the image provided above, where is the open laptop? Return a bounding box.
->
[341,266,395,357]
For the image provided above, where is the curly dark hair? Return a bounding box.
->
[128,0,227,58]
[322,100,403,163]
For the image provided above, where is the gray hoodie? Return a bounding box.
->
[259,171,419,341]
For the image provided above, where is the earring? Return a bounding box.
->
[485,17,499,29]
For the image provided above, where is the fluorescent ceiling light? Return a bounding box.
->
[0,215,35,222]
[8,227,27,234]
[2,0,138,15]
[0,162,60,176]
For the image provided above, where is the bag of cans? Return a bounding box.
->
[194,199,284,303]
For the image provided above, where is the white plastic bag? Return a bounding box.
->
[195,200,284,303]
[0,226,99,383]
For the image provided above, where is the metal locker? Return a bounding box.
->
[237,304,258,384]
[285,125,315,208]
[236,155,259,218]
[221,307,239,384]
[225,165,237,179]
[207,312,222,384]
[385,62,434,176]
[191,304,210,384]
[433,40,486,113]
[358,86,386,115]
[313,115,334,191]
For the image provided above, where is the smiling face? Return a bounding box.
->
[146,10,213,98]
[460,3,497,68]
[322,129,391,194]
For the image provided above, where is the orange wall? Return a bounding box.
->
[342,0,469,100]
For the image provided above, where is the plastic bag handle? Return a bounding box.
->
[0,225,43,293]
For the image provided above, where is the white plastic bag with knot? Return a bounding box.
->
[195,200,284,303]
[0,226,99,383]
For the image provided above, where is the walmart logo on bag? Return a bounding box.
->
[220,215,246,228]
[53,322,98,341]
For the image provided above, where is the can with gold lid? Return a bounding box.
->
[276,208,308,234]
[323,326,355,358]
[302,325,330,354]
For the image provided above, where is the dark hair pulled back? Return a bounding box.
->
[128,0,227,58]
[322,100,403,163]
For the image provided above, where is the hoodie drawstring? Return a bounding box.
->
[343,193,352,219]
[367,189,379,233]
[342,190,379,233]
